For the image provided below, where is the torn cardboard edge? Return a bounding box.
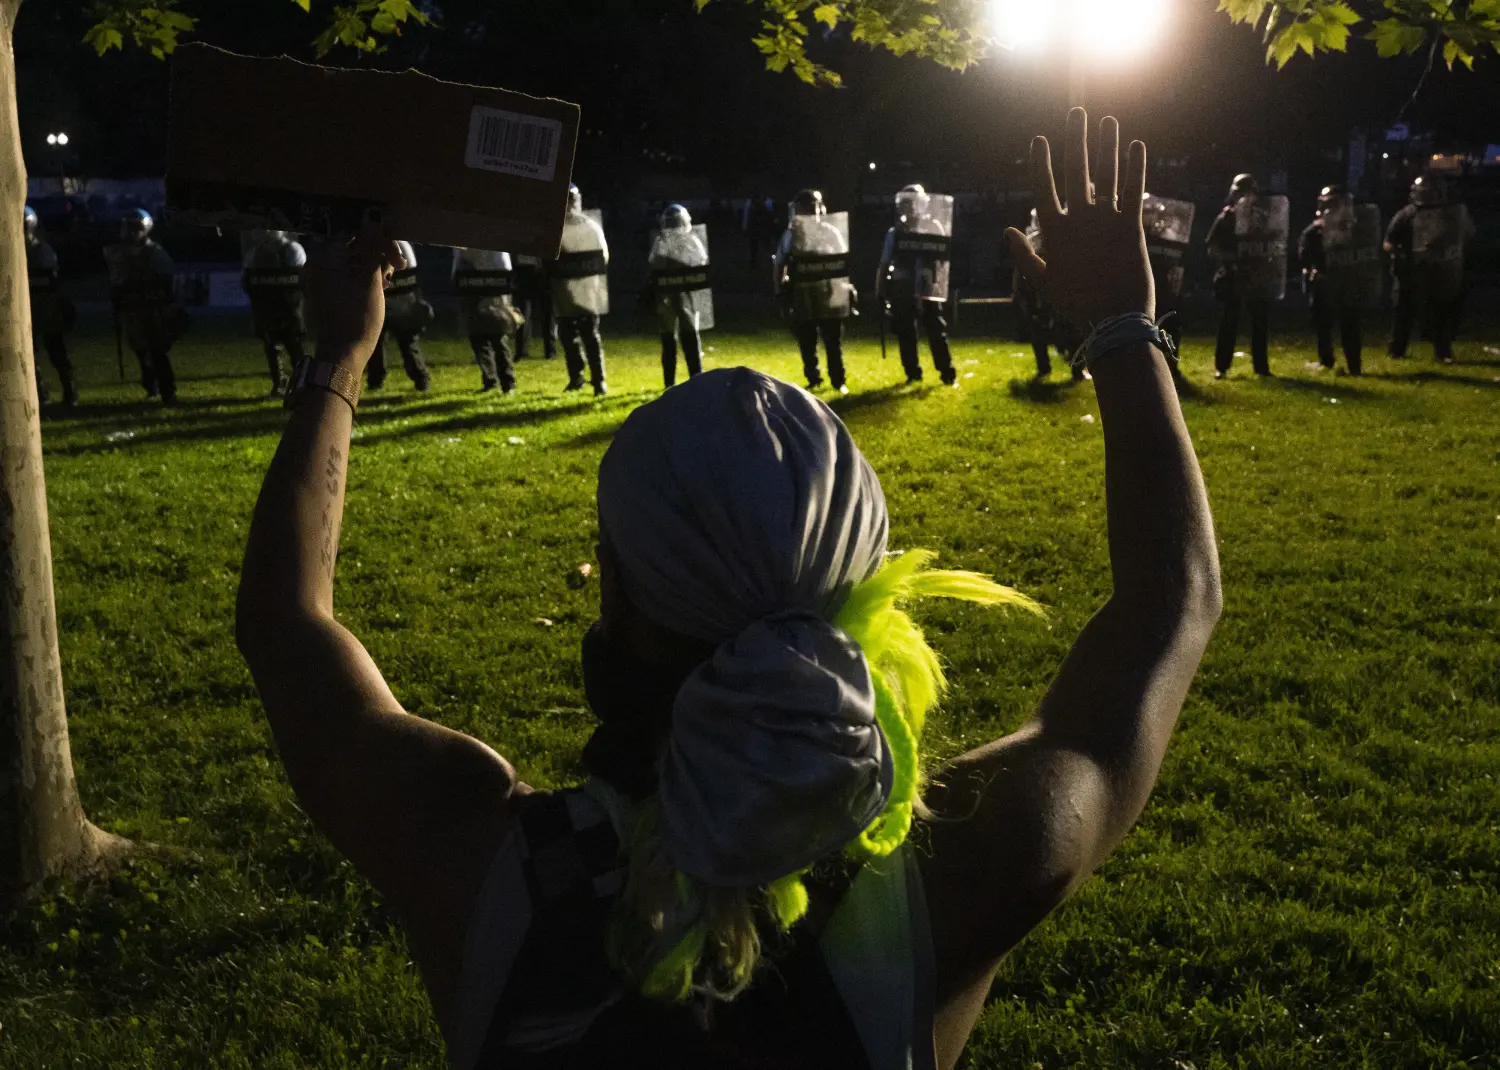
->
[166,44,580,258]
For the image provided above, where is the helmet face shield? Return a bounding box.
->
[1317,185,1350,218]
[895,185,930,226]
[121,209,153,242]
[1410,176,1443,206]
[660,204,691,231]
[1229,173,1258,202]
[792,189,825,220]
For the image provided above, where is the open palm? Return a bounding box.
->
[1007,110,1155,331]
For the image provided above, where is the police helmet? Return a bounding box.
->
[1229,173,1258,201]
[1316,184,1348,217]
[1410,175,1443,207]
[23,205,37,233]
[122,207,154,238]
[660,204,691,231]
[792,189,825,218]
[897,183,930,220]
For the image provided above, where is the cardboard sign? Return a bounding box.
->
[166,45,580,257]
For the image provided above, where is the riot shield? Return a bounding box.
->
[455,248,517,335]
[1323,202,1383,310]
[786,211,853,320]
[552,208,609,317]
[1412,204,1467,302]
[888,193,953,302]
[384,241,431,334]
[1143,194,1195,299]
[1234,194,1290,301]
[650,223,713,332]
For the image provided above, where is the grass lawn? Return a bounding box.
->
[1,309,1497,1068]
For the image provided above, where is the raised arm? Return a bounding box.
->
[234,229,519,1037]
[919,110,1221,1066]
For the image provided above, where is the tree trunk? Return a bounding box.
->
[0,0,125,909]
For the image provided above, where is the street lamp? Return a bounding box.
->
[989,0,1172,107]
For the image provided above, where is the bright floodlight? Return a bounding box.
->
[46,133,57,145]
[56,132,69,146]
[1069,0,1170,59]
[868,161,877,171]
[990,0,1170,58]
[989,0,1054,52]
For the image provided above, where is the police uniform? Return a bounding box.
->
[1386,179,1474,364]
[24,209,77,407]
[369,239,432,391]
[243,231,308,395]
[550,187,610,396]
[649,205,713,388]
[878,186,956,387]
[513,254,557,360]
[454,248,521,392]
[1207,177,1284,378]
[1015,211,1085,381]
[107,211,183,404]
[775,191,855,393]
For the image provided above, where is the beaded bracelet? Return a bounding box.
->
[1070,312,1179,373]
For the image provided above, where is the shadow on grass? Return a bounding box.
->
[1006,376,1082,404]
[827,383,914,419]
[1380,370,1500,390]
[44,395,479,457]
[1259,374,1374,401]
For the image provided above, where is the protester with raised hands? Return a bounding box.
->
[236,109,1219,1069]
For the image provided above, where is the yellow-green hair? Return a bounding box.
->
[617,550,1041,1003]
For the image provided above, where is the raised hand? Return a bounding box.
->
[305,223,405,367]
[1006,109,1154,329]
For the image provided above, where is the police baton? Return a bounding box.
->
[878,301,888,360]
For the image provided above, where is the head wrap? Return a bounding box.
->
[596,368,891,887]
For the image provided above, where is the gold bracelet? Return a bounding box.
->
[286,359,362,413]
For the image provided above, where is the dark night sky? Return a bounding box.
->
[14,0,1499,198]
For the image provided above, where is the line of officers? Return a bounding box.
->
[23,182,963,407]
[1018,173,1477,382]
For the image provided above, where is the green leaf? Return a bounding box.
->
[83,25,126,55]
[1368,17,1427,56]
[813,4,840,29]
[291,0,312,10]
[1442,37,1475,68]
[1217,0,1271,26]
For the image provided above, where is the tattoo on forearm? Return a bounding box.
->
[319,445,344,577]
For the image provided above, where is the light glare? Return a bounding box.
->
[56,132,69,146]
[989,0,1170,58]
[990,0,1055,52]
[46,133,57,145]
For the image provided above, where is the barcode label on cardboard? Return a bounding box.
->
[465,107,561,181]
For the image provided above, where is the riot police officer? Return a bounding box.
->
[774,189,856,394]
[1386,175,1475,364]
[877,184,956,387]
[1015,209,1084,381]
[243,230,308,396]
[649,204,713,388]
[550,184,610,396]
[513,254,556,360]
[24,205,77,407]
[453,247,522,392]
[368,239,432,392]
[1298,185,1381,376]
[1206,174,1287,379]
[106,208,183,404]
